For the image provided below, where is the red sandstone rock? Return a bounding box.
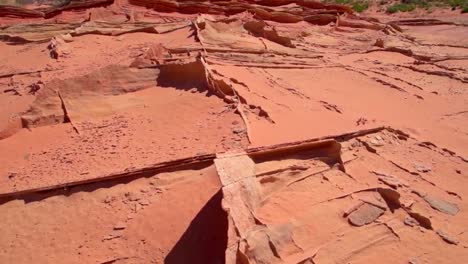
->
[0,1,467,263]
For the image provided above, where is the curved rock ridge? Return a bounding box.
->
[0,21,191,43]
[128,0,352,23]
[1,0,352,21]
[0,0,114,18]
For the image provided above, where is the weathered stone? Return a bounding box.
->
[404,216,419,227]
[437,230,459,245]
[423,195,459,215]
[113,221,127,230]
[348,203,385,226]
[414,163,431,173]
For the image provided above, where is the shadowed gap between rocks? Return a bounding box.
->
[156,60,210,93]
[165,189,228,264]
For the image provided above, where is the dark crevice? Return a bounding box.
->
[156,60,209,93]
[267,237,281,259]
[57,90,79,134]
[57,91,71,123]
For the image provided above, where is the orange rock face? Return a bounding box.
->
[0,0,467,263]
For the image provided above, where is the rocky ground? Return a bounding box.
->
[0,0,467,263]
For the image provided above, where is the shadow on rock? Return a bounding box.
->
[165,189,228,264]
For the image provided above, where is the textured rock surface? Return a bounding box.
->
[0,1,467,263]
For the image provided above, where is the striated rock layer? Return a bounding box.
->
[0,0,467,263]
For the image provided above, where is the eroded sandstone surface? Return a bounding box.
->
[0,0,467,263]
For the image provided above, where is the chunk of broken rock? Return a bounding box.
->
[113,222,127,230]
[437,230,459,245]
[404,216,419,227]
[348,203,385,226]
[413,163,431,173]
[60,33,73,43]
[103,233,122,241]
[369,138,384,147]
[400,198,415,209]
[423,195,459,216]
[232,127,246,134]
[372,170,408,189]
[125,191,141,202]
[374,38,384,48]
[139,199,150,206]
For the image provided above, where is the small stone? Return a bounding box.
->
[103,233,121,241]
[374,38,384,48]
[437,230,459,245]
[27,82,43,95]
[369,139,384,147]
[139,199,150,206]
[60,33,73,43]
[404,216,419,227]
[348,203,385,226]
[103,196,116,204]
[378,176,399,189]
[113,222,126,230]
[414,163,431,173]
[125,191,141,201]
[232,127,246,134]
[401,198,415,209]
